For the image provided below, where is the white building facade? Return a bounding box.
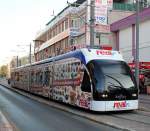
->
[111,7,150,62]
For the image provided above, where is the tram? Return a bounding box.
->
[10,48,138,111]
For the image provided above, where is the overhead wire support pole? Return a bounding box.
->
[135,0,140,91]
[28,43,32,92]
[16,56,19,67]
[29,43,32,65]
[90,0,95,48]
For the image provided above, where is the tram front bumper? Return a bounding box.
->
[90,100,138,111]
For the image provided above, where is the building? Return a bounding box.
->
[111,7,150,62]
[34,0,138,61]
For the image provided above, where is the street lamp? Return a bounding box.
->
[90,0,95,48]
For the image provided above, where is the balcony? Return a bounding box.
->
[113,3,136,11]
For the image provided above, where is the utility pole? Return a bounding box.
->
[90,0,95,48]
[16,56,19,67]
[29,43,32,64]
[135,0,140,90]
[28,43,32,92]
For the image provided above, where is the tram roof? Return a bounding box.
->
[14,48,85,70]
[34,48,86,66]
[13,48,124,70]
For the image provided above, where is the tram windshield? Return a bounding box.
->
[87,60,136,92]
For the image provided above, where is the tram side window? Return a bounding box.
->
[31,72,34,84]
[49,68,53,84]
[44,70,50,86]
[81,70,91,92]
[35,72,38,84]
[39,72,43,85]
[15,72,19,81]
[35,72,42,85]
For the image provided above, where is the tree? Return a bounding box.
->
[0,65,8,77]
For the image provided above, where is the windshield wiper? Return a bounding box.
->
[107,82,122,89]
[105,74,124,89]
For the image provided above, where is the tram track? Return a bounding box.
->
[139,97,150,101]
[139,96,150,101]
[134,110,150,117]
[130,110,150,119]
[139,100,150,105]
[105,108,150,126]
[110,112,150,126]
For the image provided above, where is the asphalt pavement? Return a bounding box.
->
[1,79,150,131]
[0,85,121,131]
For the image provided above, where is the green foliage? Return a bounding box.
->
[0,65,8,77]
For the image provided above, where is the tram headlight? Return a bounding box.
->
[101,94,108,98]
[132,93,137,97]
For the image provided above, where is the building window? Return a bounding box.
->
[57,25,59,35]
[44,68,50,86]
[60,39,65,54]
[65,37,69,51]
[51,45,55,56]
[49,29,51,39]
[71,20,74,27]
[78,15,85,28]
[59,24,61,33]
[71,19,79,28]
[55,26,57,36]
[65,18,68,29]
[55,25,58,35]
[62,21,64,32]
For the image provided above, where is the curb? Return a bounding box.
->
[0,83,133,131]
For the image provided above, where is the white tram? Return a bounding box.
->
[10,48,138,111]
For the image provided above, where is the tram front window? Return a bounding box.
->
[87,60,138,100]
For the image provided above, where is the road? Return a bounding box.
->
[0,85,121,131]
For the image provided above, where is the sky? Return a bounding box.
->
[0,0,75,65]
